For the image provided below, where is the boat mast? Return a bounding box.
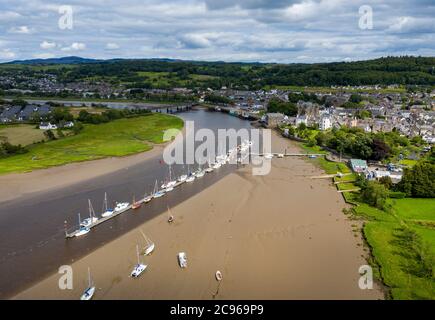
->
[136,244,140,265]
[87,267,92,288]
[103,192,108,213]
[88,199,95,220]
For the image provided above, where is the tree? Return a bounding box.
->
[43,129,56,141]
[397,161,435,198]
[360,181,388,209]
[267,98,297,116]
[379,176,393,190]
[371,138,391,160]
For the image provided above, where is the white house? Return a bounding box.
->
[39,122,57,130]
[295,115,308,126]
[320,116,332,130]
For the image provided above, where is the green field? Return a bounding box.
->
[0,124,47,145]
[0,113,183,174]
[388,198,435,222]
[356,198,435,299]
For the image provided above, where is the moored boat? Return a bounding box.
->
[80,268,95,300]
[131,245,147,278]
[177,252,187,268]
[101,192,114,218]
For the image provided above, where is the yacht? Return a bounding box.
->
[178,174,188,182]
[75,225,90,237]
[131,245,147,278]
[114,202,129,212]
[80,268,95,300]
[101,192,114,218]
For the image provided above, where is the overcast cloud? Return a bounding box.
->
[0,0,434,62]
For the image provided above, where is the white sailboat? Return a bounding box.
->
[75,213,90,237]
[195,163,205,178]
[140,230,155,256]
[186,165,195,182]
[153,180,166,198]
[80,267,95,300]
[101,192,114,218]
[114,201,129,212]
[130,245,147,278]
[143,188,152,203]
[178,166,188,182]
[205,157,214,173]
[162,165,177,189]
[81,200,98,227]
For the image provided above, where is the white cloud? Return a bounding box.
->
[0,0,433,62]
[40,41,56,49]
[61,42,86,51]
[8,25,33,34]
[387,16,435,34]
[0,49,16,59]
[105,42,120,50]
[33,53,55,59]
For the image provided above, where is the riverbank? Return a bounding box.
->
[15,131,383,299]
[0,113,183,180]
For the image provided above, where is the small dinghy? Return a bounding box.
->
[167,206,174,223]
[178,252,187,268]
[215,270,223,281]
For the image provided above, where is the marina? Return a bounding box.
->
[64,140,247,238]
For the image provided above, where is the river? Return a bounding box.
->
[0,108,253,298]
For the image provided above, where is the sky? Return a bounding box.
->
[0,0,434,63]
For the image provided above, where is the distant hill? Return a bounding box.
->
[6,56,103,65]
[4,56,184,65]
[1,56,434,87]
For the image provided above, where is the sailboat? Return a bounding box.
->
[167,205,174,223]
[153,180,165,198]
[205,157,214,173]
[130,244,147,278]
[143,188,152,203]
[75,213,90,237]
[195,163,205,178]
[186,165,195,182]
[114,201,129,212]
[162,165,177,190]
[140,230,155,256]
[81,200,98,227]
[80,267,95,300]
[178,166,188,182]
[132,195,142,210]
[101,192,114,218]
